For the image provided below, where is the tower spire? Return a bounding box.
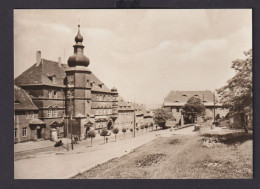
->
[68,25,90,67]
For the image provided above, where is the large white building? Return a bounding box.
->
[163,90,229,123]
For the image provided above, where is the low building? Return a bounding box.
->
[163,90,229,123]
[114,96,134,130]
[14,85,46,143]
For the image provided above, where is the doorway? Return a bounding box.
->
[107,120,112,130]
[37,127,42,139]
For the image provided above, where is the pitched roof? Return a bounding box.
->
[118,96,134,111]
[14,85,38,111]
[15,58,113,93]
[89,73,112,93]
[15,59,67,87]
[163,90,215,106]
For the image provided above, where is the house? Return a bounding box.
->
[114,97,154,130]
[163,90,229,123]
[14,85,46,143]
[114,96,134,129]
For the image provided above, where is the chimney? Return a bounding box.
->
[58,57,61,67]
[36,51,41,66]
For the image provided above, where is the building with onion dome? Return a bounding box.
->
[15,25,119,141]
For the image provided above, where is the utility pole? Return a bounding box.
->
[69,91,74,150]
[64,77,69,151]
[213,91,216,125]
[133,102,136,138]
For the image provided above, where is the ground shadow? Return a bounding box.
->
[201,132,252,145]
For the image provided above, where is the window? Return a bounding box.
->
[48,91,52,98]
[30,111,34,118]
[48,108,52,118]
[52,76,56,84]
[108,96,110,101]
[53,107,58,117]
[14,128,18,138]
[53,91,57,99]
[176,108,179,112]
[86,80,89,85]
[25,111,30,119]
[22,128,27,137]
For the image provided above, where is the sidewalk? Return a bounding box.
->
[14,127,197,179]
[14,140,55,153]
[14,130,133,153]
[14,129,168,179]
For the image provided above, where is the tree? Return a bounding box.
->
[140,125,144,134]
[87,130,96,147]
[112,127,119,142]
[217,49,252,133]
[182,96,205,124]
[130,128,133,137]
[122,128,127,139]
[154,108,175,129]
[150,122,154,131]
[100,128,108,144]
[145,124,148,133]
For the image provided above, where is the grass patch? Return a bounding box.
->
[72,132,252,179]
[201,132,252,145]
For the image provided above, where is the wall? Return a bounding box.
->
[14,111,39,143]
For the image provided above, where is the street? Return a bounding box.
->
[14,126,196,179]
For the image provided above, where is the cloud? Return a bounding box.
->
[14,9,252,104]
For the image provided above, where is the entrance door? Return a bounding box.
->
[107,120,112,130]
[37,127,42,139]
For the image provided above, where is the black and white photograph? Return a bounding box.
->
[14,8,252,179]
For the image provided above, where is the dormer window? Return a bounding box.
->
[86,80,90,85]
[91,82,95,87]
[14,100,20,104]
[99,83,103,89]
[48,76,56,84]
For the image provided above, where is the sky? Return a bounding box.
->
[14,9,252,105]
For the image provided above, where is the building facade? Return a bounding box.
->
[163,90,229,123]
[14,85,46,143]
[15,25,154,142]
[15,25,119,140]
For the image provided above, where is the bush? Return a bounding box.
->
[112,127,119,141]
[122,128,127,139]
[204,116,213,121]
[87,130,96,146]
[87,130,96,138]
[100,128,108,143]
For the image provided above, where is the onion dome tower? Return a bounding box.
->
[68,25,90,67]
[65,25,92,139]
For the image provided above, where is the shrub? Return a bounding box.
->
[122,128,127,139]
[87,130,96,147]
[112,127,119,142]
[100,128,108,144]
